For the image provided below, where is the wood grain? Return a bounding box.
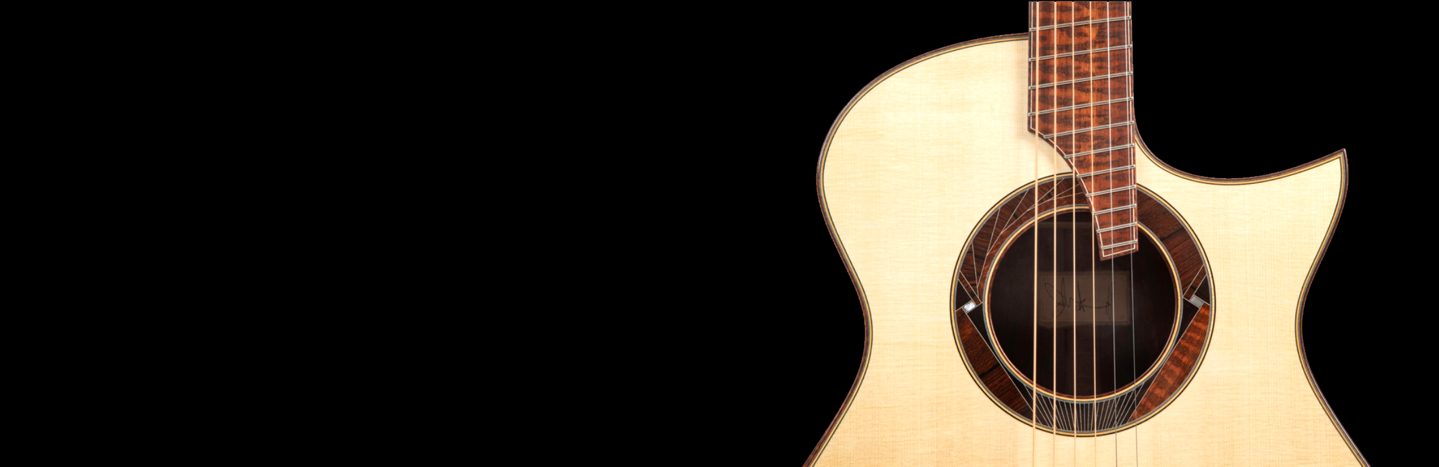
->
[1132,304,1212,419]
[955,309,1031,417]
[812,33,1361,465]
[1028,0,1138,259]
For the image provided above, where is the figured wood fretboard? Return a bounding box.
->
[1028,1,1137,259]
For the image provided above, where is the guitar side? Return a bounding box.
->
[812,34,1363,466]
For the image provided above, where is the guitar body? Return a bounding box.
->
[813,33,1362,465]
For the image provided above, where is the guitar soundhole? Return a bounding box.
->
[952,178,1212,434]
[986,209,1177,399]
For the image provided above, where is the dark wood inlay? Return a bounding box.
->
[956,309,1031,416]
[957,177,1084,300]
[1131,303,1211,419]
[1135,193,1207,299]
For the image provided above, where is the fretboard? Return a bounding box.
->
[1028,0,1137,259]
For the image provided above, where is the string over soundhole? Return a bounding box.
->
[952,177,1212,434]
[986,209,1175,400]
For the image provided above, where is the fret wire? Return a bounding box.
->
[1077,164,1134,178]
[1094,203,1137,215]
[1101,239,1138,249]
[1029,44,1131,62]
[1088,185,1133,197]
[1047,120,1133,138]
[1027,97,1131,116]
[1061,143,1133,159]
[1096,222,1134,233]
[1028,71,1132,90]
[1029,16,1132,32]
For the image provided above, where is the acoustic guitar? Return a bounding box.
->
[811,1,1363,465]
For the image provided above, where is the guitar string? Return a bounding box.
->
[1105,0,1116,451]
[1095,0,1104,448]
[1029,2,1040,464]
[1127,2,1137,463]
[1070,0,1082,456]
[1098,1,1122,458]
[1092,0,1104,451]
[1007,3,1137,463]
[1109,3,1118,456]
[1102,0,1114,452]
[1053,0,1064,459]
[1107,3,1118,459]
[1087,2,1098,457]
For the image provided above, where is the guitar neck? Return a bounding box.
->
[1028,1,1138,259]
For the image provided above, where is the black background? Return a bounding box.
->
[633,2,1426,463]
